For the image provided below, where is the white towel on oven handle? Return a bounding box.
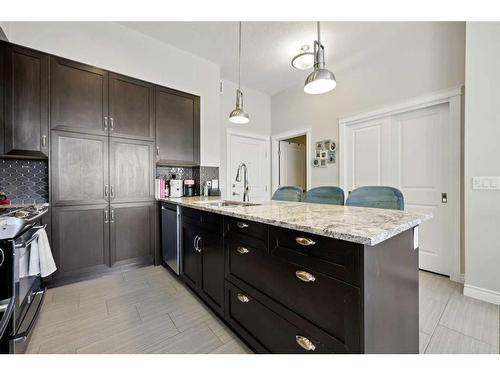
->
[28,228,57,277]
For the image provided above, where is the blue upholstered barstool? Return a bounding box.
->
[272,186,303,202]
[345,186,404,210]
[303,186,345,205]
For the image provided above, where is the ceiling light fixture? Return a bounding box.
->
[229,22,250,124]
[304,22,337,95]
[291,44,314,70]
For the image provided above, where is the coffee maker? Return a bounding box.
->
[169,178,183,198]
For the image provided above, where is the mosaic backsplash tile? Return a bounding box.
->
[0,159,49,204]
[155,165,219,196]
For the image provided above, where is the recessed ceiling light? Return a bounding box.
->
[291,45,314,70]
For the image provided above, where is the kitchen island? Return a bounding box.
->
[158,196,431,354]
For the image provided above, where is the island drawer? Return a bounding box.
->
[269,226,361,286]
[226,238,361,351]
[181,207,222,233]
[225,216,268,245]
[225,281,349,353]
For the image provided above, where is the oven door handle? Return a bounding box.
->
[11,288,46,343]
[14,224,47,249]
[0,297,15,340]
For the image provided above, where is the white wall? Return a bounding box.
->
[219,80,271,196]
[1,22,221,166]
[271,22,466,188]
[463,22,500,304]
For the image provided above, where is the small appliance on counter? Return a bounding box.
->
[0,192,10,206]
[183,180,195,197]
[169,177,184,198]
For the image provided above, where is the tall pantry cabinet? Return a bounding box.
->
[50,56,155,281]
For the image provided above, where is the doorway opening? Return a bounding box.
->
[271,129,312,196]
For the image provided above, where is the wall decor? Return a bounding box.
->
[312,139,336,167]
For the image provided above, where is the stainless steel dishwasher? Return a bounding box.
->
[161,203,181,275]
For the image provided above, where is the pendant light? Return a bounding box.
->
[229,22,250,124]
[304,22,336,95]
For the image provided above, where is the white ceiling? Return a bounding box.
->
[118,22,455,95]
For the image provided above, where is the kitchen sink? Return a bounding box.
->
[200,200,260,208]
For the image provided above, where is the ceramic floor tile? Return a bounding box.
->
[439,290,500,348]
[419,331,431,353]
[419,294,447,335]
[426,325,497,354]
[419,271,461,303]
[210,338,253,354]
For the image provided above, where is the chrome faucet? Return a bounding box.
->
[235,163,249,202]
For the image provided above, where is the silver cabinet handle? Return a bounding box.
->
[196,236,202,253]
[0,248,4,267]
[236,246,249,254]
[193,235,198,251]
[236,222,249,229]
[110,185,114,198]
[104,116,108,130]
[295,270,316,283]
[237,293,250,303]
[110,209,115,223]
[295,237,316,246]
[110,117,114,131]
[156,147,160,156]
[295,335,316,351]
[41,135,47,149]
[104,185,109,198]
[104,210,109,224]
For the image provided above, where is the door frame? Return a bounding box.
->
[271,128,312,195]
[338,86,463,283]
[226,128,271,201]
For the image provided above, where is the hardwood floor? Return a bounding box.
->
[26,267,499,354]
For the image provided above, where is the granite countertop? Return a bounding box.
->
[158,196,431,246]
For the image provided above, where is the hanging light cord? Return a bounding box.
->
[238,21,242,91]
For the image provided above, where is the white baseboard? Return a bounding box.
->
[463,284,500,305]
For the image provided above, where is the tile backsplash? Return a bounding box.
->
[0,159,49,204]
[155,165,219,195]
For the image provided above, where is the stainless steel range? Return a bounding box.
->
[0,203,49,354]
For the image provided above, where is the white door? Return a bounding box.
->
[279,141,306,190]
[343,103,451,275]
[227,133,270,202]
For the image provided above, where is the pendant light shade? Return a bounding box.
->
[304,22,336,95]
[229,89,249,124]
[229,22,250,124]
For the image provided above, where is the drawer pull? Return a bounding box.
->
[295,237,316,246]
[236,222,249,229]
[295,270,316,283]
[236,246,250,254]
[295,335,316,351]
[237,293,250,303]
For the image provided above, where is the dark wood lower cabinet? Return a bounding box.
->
[51,204,110,280]
[110,202,155,267]
[176,207,419,354]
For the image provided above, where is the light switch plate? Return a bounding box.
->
[472,176,500,190]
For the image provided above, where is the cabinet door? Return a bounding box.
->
[51,204,110,279]
[50,57,108,136]
[181,217,201,290]
[2,44,49,157]
[51,131,109,206]
[155,86,200,166]
[110,202,154,266]
[199,229,224,316]
[109,73,154,140]
[109,138,154,203]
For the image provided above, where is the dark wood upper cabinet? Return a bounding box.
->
[155,86,200,166]
[109,137,154,203]
[50,56,108,136]
[109,202,155,266]
[1,43,49,158]
[109,73,154,140]
[51,131,109,206]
